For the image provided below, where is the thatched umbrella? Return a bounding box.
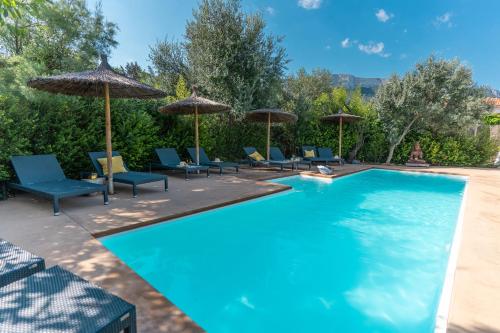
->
[321,109,362,157]
[158,87,231,165]
[27,54,165,194]
[245,109,298,160]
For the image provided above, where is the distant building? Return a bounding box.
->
[486,97,500,113]
[486,98,500,141]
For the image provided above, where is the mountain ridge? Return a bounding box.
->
[332,73,500,98]
[331,74,384,97]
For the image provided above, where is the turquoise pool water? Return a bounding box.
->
[101,169,466,333]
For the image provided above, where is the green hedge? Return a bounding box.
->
[0,58,497,181]
[391,129,496,166]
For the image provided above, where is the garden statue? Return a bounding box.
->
[409,142,424,161]
[406,142,429,167]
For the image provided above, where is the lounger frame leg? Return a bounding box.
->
[219,167,222,175]
[53,197,60,216]
[236,166,239,173]
[103,190,109,205]
[185,170,189,180]
[207,169,210,177]
[164,178,168,192]
[132,185,137,198]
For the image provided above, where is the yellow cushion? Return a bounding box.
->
[249,151,265,161]
[304,149,316,158]
[97,156,127,175]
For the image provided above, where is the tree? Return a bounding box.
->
[0,0,46,25]
[283,69,333,105]
[186,0,287,112]
[281,69,334,151]
[345,88,378,162]
[0,0,117,71]
[374,56,491,164]
[149,0,287,112]
[148,38,188,94]
[0,0,48,55]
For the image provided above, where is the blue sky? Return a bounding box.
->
[88,0,500,88]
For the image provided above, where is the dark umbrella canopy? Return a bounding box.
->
[158,87,232,165]
[158,87,231,115]
[27,55,166,99]
[321,111,362,123]
[245,109,297,160]
[27,55,166,194]
[321,109,363,158]
[245,108,298,123]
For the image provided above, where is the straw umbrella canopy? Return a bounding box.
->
[245,109,298,160]
[321,109,362,157]
[27,54,166,194]
[158,87,231,165]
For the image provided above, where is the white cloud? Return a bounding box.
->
[434,12,453,28]
[325,45,331,50]
[375,9,393,22]
[358,41,391,57]
[341,38,351,48]
[265,6,275,15]
[298,0,322,10]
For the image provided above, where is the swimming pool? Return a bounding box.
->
[101,169,466,333]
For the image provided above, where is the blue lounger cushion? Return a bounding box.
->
[243,147,294,171]
[10,179,106,198]
[9,155,108,216]
[89,151,167,197]
[0,239,45,288]
[153,148,209,179]
[187,147,239,174]
[301,145,341,165]
[317,147,343,164]
[111,171,168,185]
[270,147,311,170]
[0,265,137,333]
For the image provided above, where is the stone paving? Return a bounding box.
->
[0,164,498,333]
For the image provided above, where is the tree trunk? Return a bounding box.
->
[348,133,364,163]
[385,116,419,164]
[14,21,21,55]
[385,144,397,164]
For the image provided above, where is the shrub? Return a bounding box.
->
[391,129,496,166]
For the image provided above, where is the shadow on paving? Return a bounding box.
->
[447,324,500,333]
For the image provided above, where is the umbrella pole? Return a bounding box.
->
[195,106,199,165]
[104,82,114,194]
[267,112,271,160]
[338,117,342,158]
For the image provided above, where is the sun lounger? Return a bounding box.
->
[317,147,344,165]
[301,145,342,165]
[8,155,108,216]
[0,239,45,288]
[270,147,311,170]
[152,148,209,180]
[187,147,239,175]
[243,147,294,171]
[0,265,136,333]
[89,151,167,197]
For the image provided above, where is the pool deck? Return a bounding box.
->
[0,164,499,333]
